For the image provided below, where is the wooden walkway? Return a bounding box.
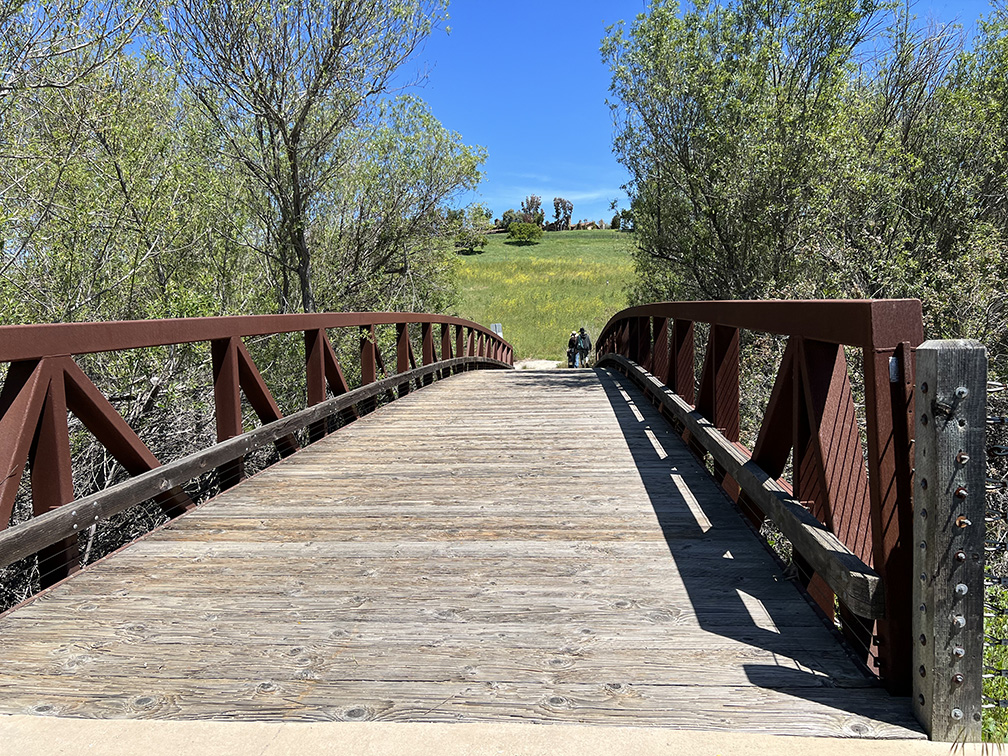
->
[0,369,923,737]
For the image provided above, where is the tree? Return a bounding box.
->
[167,0,448,313]
[499,208,521,230]
[507,222,543,244]
[0,1,145,113]
[454,202,492,253]
[307,95,484,313]
[0,46,250,325]
[553,197,573,230]
[603,0,885,301]
[521,194,544,226]
[604,0,1008,355]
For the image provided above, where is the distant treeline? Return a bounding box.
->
[605,0,1008,363]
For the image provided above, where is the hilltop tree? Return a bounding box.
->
[553,197,573,230]
[507,222,543,244]
[520,194,544,226]
[167,0,448,313]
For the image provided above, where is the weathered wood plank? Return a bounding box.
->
[599,355,886,619]
[912,340,986,741]
[0,369,923,738]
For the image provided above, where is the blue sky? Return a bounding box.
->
[411,1,998,225]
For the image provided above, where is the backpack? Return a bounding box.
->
[581,332,591,350]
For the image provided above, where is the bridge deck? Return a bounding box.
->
[0,369,923,738]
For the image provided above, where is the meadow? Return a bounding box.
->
[453,230,635,363]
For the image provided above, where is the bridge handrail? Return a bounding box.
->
[596,299,923,695]
[0,312,503,362]
[0,312,512,595]
[0,356,506,574]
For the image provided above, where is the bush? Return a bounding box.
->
[507,222,543,244]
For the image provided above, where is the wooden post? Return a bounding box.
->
[396,323,411,397]
[913,340,985,742]
[30,363,77,586]
[651,317,670,385]
[359,325,377,414]
[671,319,695,405]
[637,317,652,371]
[441,324,452,378]
[211,337,243,488]
[304,329,327,443]
[422,322,434,385]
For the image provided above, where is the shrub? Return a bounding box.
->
[507,222,543,244]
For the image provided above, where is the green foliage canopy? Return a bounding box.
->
[603,0,1008,353]
[508,222,544,245]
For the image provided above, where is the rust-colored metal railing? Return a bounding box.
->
[596,300,924,695]
[0,313,512,593]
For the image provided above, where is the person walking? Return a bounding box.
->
[567,331,577,367]
[576,327,592,368]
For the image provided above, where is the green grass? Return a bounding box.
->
[453,230,634,362]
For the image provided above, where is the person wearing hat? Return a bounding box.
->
[567,331,577,367]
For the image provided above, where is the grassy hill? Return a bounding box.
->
[453,229,634,363]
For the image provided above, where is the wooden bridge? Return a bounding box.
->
[0,303,988,745]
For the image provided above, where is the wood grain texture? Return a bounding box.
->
[912,341,986,741]
[0,369,923,738]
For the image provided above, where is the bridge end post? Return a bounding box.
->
[913,339,985,742]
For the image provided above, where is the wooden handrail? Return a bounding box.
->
[0,312,513,594]
[0,356,508,573]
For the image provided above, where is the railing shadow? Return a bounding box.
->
[594,367,916,725]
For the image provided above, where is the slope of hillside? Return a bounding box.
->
[453,230,634,363]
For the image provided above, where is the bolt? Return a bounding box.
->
[920,665,927,678]
[953,673,965,685]
[920,604,927,613]
[952,708,964,721]
[922,382,929,394]
[919,694,926,706]
[955,583,969,596]
[956,551,967,562]
[921,508,928,519]
[955,487,968,500]
[956,387,969,400]
[920,572,928,583]
[921,477,929,491]
[954,615,966,629]
[920,541,927,551]
[921,634,928,646]
[953,646,966,658]
[956,515,972,528]
[957,451,971,465]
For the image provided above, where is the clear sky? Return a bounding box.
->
[410,0,998,225]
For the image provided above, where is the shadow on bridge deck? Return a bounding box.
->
[595,368,915,730]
